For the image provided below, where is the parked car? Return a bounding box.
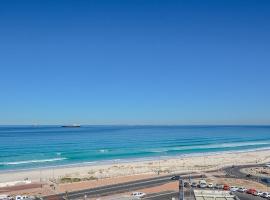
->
[199,180,207,188]
[199,183,207,188]
[199,179,206,184]
[261,192,269,198]
[230,186,239,192]
[237,187,247,193]
[15,196,28,200]
[171,175,180,180]
[261,178,270,185]
[254,191,264,196]
[223,184,230,190]
[131,192,146,198]
[191,182,198,187]
[208,183,214,188]
[264,163,270,168]
[184,182,190,187]
[246,188,257,195]
[215,184,224,189]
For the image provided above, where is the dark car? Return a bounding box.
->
[261,178,270,185]
[215,184,224,189]
[246,174,252,178]
[171,175,180,180]
[184,182,190,187]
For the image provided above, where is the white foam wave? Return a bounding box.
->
[99,149,109,153]
[185,141,269,150]
[147,149,168,153]
[148,141,270,152]
[2,147,270,173]
[0,158,67,165]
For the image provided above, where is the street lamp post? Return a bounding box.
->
[179,179,184,200]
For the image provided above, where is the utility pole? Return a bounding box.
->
[39,169,41,183]
[158,153,161,175]
[179,178,184,200]
[65,191,69,200]
[189,174,192,198]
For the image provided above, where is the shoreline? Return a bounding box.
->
[1,146,270,174]
[1,149,270,183]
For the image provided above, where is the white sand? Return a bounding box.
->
[1,150,270,183]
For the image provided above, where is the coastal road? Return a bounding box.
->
[223,164,263,179]
[43,163,269,200]
[222,164,270,185]
[44,173,201,200]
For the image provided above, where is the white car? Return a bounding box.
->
[261,192,269,198]
[199,183,207,188]
[230,186,239,192]
[191,182,198,187]
[15,196,22,200]
[255,191,264,196]
[15,196,29,200]
[208,183,214,188]
[237,187,247,192]
[264,163,270,168]
[199,180,207,188]
[131,192,146,198]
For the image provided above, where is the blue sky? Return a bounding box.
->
[0,0,270,125]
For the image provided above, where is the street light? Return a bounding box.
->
[178,178,184,200]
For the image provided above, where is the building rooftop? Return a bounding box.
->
[194,190,235,200]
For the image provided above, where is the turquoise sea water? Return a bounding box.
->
[1,125,270,171]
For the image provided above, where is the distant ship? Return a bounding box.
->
[61,124,81,128]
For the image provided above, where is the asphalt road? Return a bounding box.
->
[43,163,270,200]
[222,164,270,185]
[223,164,262,178]
[44,173,201,200]
[235,192,265,200]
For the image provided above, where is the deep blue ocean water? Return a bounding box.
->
[1,125,270,171]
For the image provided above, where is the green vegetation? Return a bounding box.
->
[60,176,98,183]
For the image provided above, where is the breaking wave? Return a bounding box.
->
[0,158,67,165]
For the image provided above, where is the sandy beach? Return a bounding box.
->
[1,149,270,197]
[1,149,270,184]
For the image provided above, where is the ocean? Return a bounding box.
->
[0,125,270,171]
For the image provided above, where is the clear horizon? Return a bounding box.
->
[1,0,270,125]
